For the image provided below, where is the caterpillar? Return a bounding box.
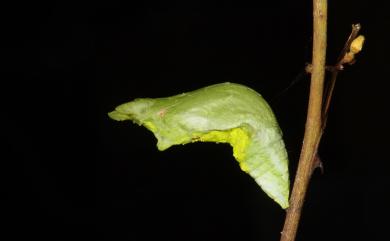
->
[109,82,290,208]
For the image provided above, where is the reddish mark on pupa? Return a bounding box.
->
[157,109,167,117]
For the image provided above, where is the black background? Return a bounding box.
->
[3,1,390,240]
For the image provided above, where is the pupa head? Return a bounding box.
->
[108,98,155,123]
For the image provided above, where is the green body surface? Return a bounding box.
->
[109,82,290,208]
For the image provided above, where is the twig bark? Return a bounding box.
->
[280,1,327,241]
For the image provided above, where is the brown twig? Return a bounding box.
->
[279,1,364,240]
[280,1,327,241]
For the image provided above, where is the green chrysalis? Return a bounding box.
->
[109,82,290,208]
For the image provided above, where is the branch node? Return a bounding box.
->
[311,154,324,174]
